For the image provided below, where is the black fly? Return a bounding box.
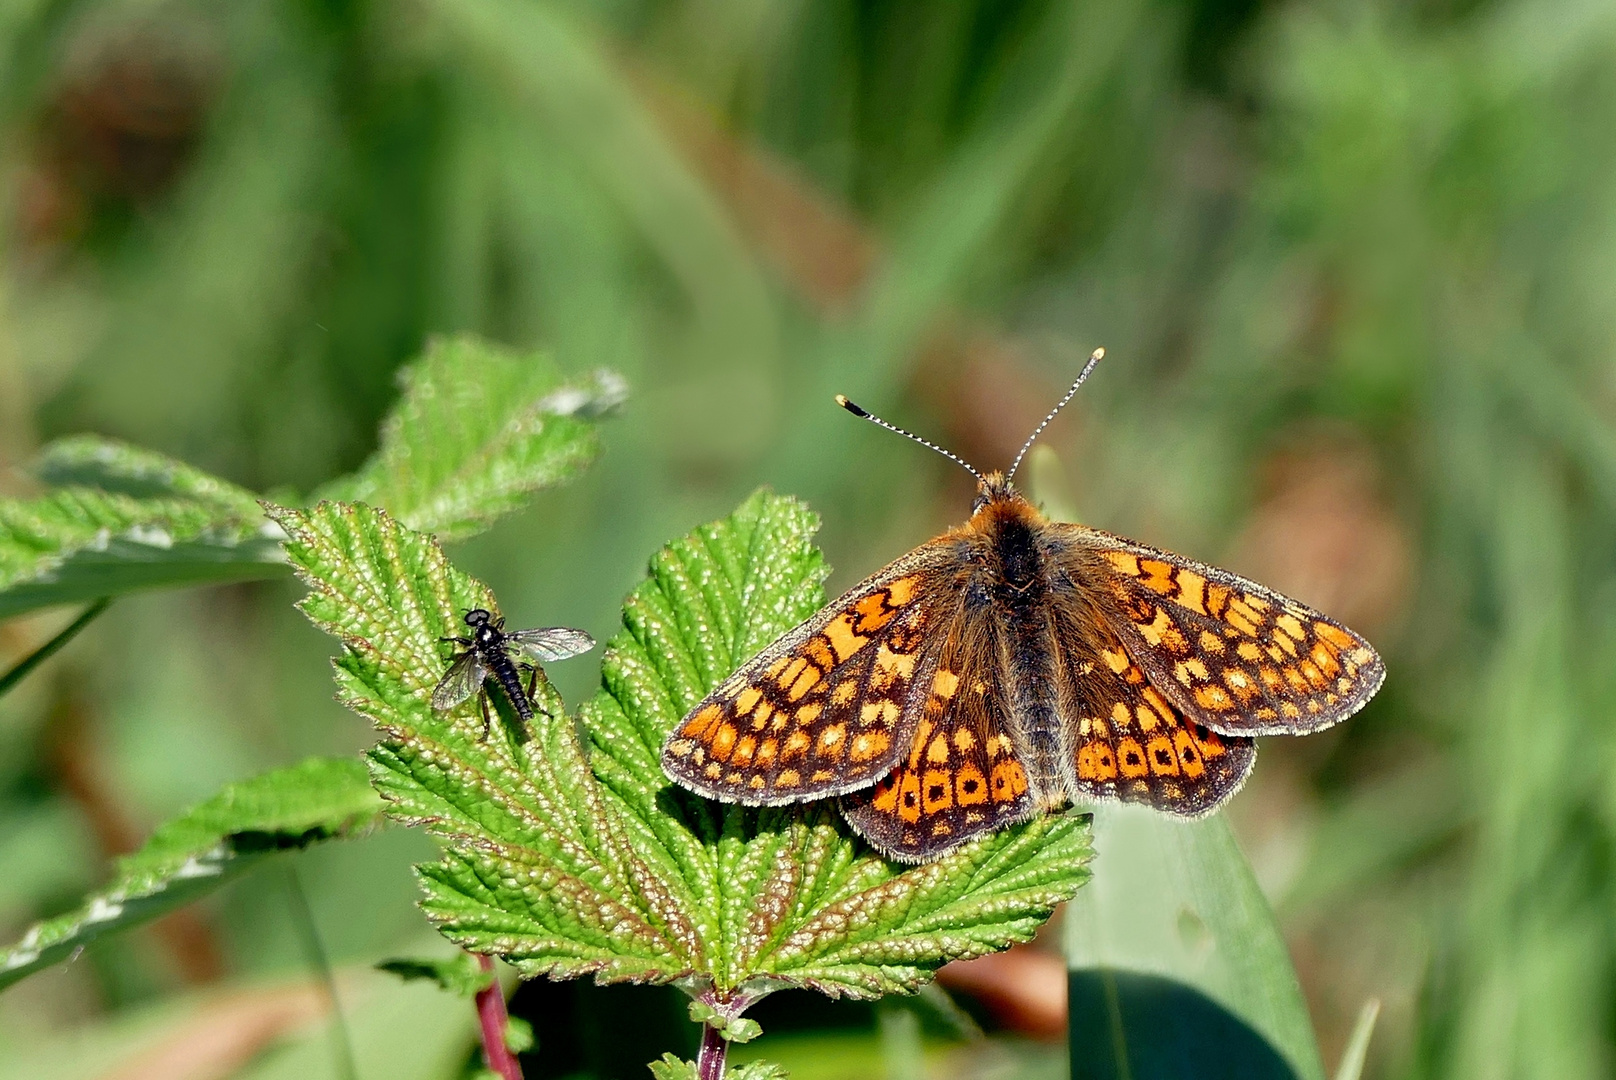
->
[432,609,594,729]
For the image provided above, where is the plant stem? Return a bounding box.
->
[695,1020,728,1080]
[0,598,110,700]
[284,866,357,1080]
[475,954,524,1080]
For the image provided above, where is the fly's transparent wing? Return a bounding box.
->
[505,627,595,663]
[431,650,489,710]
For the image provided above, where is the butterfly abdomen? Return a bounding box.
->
[975,493,1069,808]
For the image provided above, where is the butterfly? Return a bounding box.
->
[660,349,1386,862]
[434,608,594,730]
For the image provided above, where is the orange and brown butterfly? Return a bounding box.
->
[660,349,1385,863]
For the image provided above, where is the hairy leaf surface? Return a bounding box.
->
[0,438,284,619]
[316,335,625,540]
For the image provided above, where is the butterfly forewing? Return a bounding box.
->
[431,650,488,711]
[840,604,1040,863]
[506,626,596,663]
[1051,526,1385,738]
[660,545,955,805]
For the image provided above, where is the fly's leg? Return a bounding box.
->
[478,693,492,739]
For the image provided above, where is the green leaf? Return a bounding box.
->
[1332,1000,1380,1080]
[316,335,624,541]
[32,435,266,514]
[505,1015,535,1054]
[0,756,382,992]
[648,1054,788,1080]
[274,491,1090,1007]
[1064,806,1326,1080]
[376,953,495,998]
[0,438,284,619]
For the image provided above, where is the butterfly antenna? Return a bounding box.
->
[1006,347,1104,483]
[835,395,984,483]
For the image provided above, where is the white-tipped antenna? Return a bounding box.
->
[835,395,983,483]
[1006,347,1104,482]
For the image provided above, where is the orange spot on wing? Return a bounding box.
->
[861,699,899,728]
[1103,550,1141,576]
[854,592,898,634]
[787,663,822,701]
[775,768,800,788]
[908,718,935,769]
[899,772,923,823]
[886,575,919,604]
[990,760,1029,801]
[1142,687,1177,727]
[1145,736,1179,776]
[711,724,739,762]
[956,765,988,804]
[922,770,953,812]
[683,704,723,739]
[871,774,899,811]
[782,731,811,760]
[816,724,847,759]
[1139,559,1175,595]
[871,644,916,690]
[776,657,807,691]
[1312,643,1342,677]
[850,730,890,763]
[1316,623,1355,649]
[1116,738,1149,778]
[807,639,836,670]
[1224,599,1260,636]
[1176,570,1208,614]
[823,615,867,662]
[736,687,763,715]
[1138,608,1187,651]
[1173,730,1204,776]
[1077,743,1118,781]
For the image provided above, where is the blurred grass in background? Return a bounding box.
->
[2,0,1614,1077]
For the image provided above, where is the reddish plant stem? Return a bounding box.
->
[695,1019,728,1080]
[474,954,524,1080]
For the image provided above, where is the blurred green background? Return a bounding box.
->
[2,0,1613,1076]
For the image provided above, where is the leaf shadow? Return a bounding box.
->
[1069,969,1301,1080]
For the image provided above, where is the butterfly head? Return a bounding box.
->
[971,471,1019,515]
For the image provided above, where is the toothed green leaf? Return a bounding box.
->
[376,953,495,998]
[648,1054,788,1080]
[0,756,381,991]
[274,490,1089,1003]
[0,438,284,619]
[315,335,624,541]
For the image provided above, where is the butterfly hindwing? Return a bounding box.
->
[1050,609,1255,816]
[660,544,955,805]
[1052,525,1385,737]
[841,604,1040,863]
